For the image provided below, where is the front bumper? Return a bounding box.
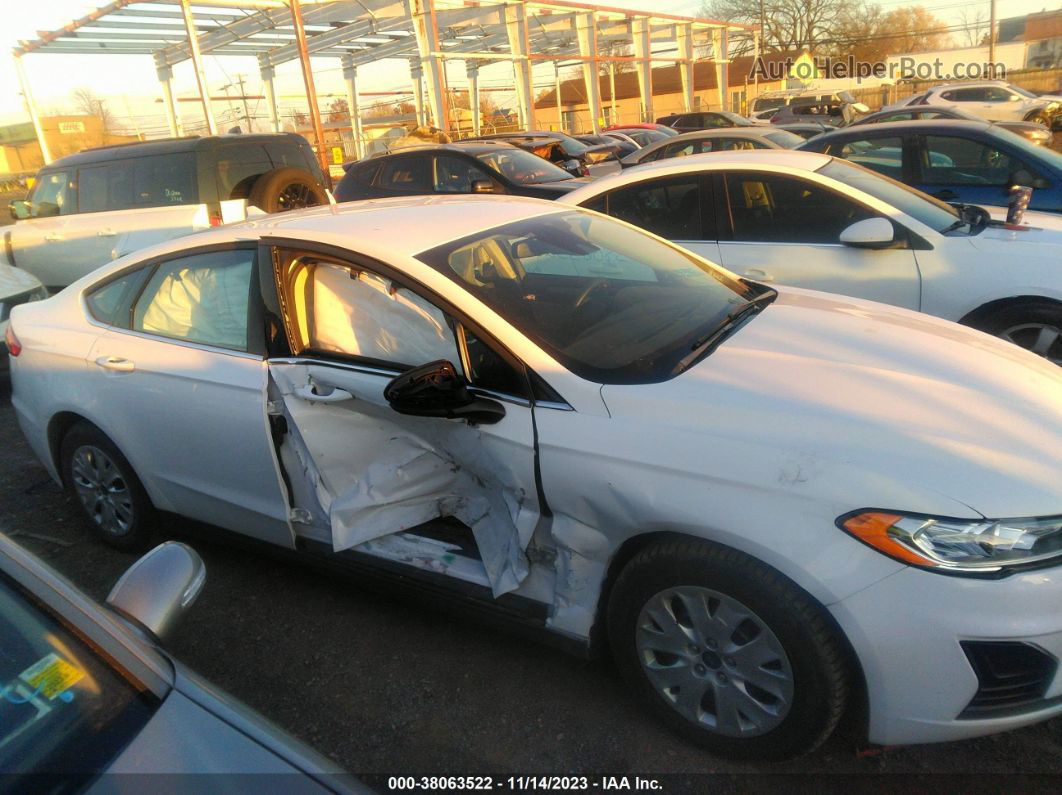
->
[831,563,1062,745]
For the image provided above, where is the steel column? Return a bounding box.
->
[259,62,281,133]
[677,23,694,113]
[342,56,364,158]
[712,28,729,111]
[409,58,426,126]
[12,55,51,165]
[178,0,217,134]
[555,62,564,132]
[505,3,534,130]
[576,13,602,134]
[406,0,447,130]
[156,62,182,137]
[466,61,481,137]
[632,17,653,123]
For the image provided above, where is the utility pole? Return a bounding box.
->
[236,73,252,132]
[988,0,996,63]
[759,0,766,51]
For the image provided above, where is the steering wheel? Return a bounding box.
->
[574,278,610,309]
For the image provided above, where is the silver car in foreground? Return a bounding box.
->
[0,533,362,790]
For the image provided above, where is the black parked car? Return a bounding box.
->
[656,111,756,132]
[334,142,588,202]
[847,106,1054,146]
[465,131,614,176]
[574,133,635,158]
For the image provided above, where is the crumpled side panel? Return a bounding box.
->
[269,362,534,597]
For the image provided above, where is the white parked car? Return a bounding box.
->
[560,151,1062,363]
[0,262,47,353]
[5,134,327,289]
[921,81,1061,127]
[10,196,1062,758]
[619,128,803,169]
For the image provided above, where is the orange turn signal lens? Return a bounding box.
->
[841,511,934,567]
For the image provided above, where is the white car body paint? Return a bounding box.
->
[0,262,47,342]
[558,151,1062,326]
[10,195,1062,746]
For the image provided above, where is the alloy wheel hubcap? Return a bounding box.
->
[999,322,1062,365]
[278,182,320,210]
[70,445,134,536]
[636,586,793,737]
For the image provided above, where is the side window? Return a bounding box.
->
[581,194,607,214]
[832,135,904,180]
[461,327,527,397]
[28,171,74,217]
[132,249,255,351]
[279,253,461,368]
[85,268,151,326]
[266,142,311,171]
[607,177,704,240]
[984,87,1013,103]
[216,145,272,200]
[922,136,1025,186]
[131,153,197,207]
[954,88,987,102]
[378,157,432,191]
[703,114,727,128]
[724,172,875,244]
[434,156,491,193]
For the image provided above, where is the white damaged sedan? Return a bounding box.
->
[9,196,1062,759]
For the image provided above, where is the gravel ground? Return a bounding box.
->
[0,371,1059,790]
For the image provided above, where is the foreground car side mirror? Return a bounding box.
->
[107,542,205,640]
[9,200,30,221]
[471,179,497,194]
[839,217,895,249]
[384,360,505,425]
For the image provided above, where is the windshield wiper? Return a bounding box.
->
[672,289,779,375]
[941,204,989,235]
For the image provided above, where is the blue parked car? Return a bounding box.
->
[798,119,1062,213]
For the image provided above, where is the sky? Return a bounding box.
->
[0,0,1055,134]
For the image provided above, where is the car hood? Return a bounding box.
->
[973,209,1062,244]
[0,263,43,298]
[599,287,1062,519]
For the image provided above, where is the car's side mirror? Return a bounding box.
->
[562,158,583,176]
[471,179,497,194]
[839,217,896,249]
[9,200,31,221]
[384,360,505,425]
[107,542,205,641]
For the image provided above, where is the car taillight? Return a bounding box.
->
[580,164,590,176]
[209,211,223,227]
[5,323,21,357]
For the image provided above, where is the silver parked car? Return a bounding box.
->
[620,127,804,168]
[0,532,363,789]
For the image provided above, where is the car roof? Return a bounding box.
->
[811,119,994,139]
[359,141,520,161]
[41,133,308,170]
[669,128,787,141]
[928,81,1010,91]
[624,150,831,176]
[200,195,566,258]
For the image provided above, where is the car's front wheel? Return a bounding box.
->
[60,423,155,551]
[977,301,1062,365]
[608,538,850,759]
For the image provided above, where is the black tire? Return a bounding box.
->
[1025,112,1051,127]
[59,423,156,551]
[608,537,850,760]
[249,167,327,213]
[970,300,1062,364]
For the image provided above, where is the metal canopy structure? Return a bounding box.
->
[14,0,756,165]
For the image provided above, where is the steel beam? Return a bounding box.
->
[677,23,694,113]
[466,61,481,136]
[712,27,729,111]
[259,61,281,132]
[155,61,183,136]
[179,0,217,135]
[342,55,365,158]
[408,58,426,127]
[290,0,330,175]
[505,3,534,130]
[12,55,51,165]
[406,0,447,130]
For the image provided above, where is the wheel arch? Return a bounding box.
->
[589,529,869,739]
[958,294,1062,330]
[47,411,96,484]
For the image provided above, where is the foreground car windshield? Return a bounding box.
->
[417,211,754,384]
[817,158,960,232]
[475,149,572,184]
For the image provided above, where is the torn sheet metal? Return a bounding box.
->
[268,362,538,597]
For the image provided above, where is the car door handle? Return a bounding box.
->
[97,229,117,237]
[44,233,63,242]
[742,269,775,282]
[293,384,354,403]
[95,356,135,373]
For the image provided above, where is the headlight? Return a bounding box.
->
[839,511,1062,575]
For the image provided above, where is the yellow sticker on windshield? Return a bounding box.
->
[19,653,85,700]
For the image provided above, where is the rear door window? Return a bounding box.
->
[831,135,905,180]
[216,144,272,200]
[79,154,197,213]
[921,135,1029,186]
[604,176,708,240]
[378,157,432,191]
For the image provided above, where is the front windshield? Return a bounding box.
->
[476,149,572,184]
[554,134,590,156]
[0,573,158,781]
[818,158,960,232]
[753,97,786,112]
[1010,84,1037,99]
[765,131,804,148]
[416,210,755,383]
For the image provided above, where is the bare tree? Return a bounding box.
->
[957,6,989,48]
[70,87,114,133]
[701,0,860,53]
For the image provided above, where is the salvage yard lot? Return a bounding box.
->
[0,373,1059,784]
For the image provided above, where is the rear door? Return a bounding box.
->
[912,133,1047,208]
[264,243,542,597]
[8,169,78,288]
[367,154,435,198]
[714,170,922,308]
